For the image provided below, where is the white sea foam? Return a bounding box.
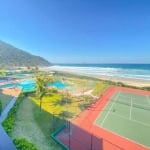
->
[49,65,150,81]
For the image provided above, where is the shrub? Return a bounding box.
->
[92,82,108,96]
[2,93,24,135]
[13,138,38,150]
[142,86,150,91]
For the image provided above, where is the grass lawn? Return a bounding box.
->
[0,92,13,111]
[31,93,84,119]
[11,92,96,150]
[11,96,64,150]
[92,81,109,96]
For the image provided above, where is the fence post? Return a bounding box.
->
[91,134,93,150]
[52,112,55,131]
[69,121,71,149]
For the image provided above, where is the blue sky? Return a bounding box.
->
[0,0,150,63]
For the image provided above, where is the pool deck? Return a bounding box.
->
[1,87,21,97]
[0,78,29,87]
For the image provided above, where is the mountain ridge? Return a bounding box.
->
[0,40,51,68]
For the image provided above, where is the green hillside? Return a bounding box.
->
[0,40,51,67]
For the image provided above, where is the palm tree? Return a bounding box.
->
[35,74,53,111]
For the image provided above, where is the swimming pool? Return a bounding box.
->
[0,80,69,92]
[19,79,36,92]
[47,81,68,90]
[0,79,36,92]
[15,74,31,78]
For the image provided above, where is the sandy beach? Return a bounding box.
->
[48,64,150,88]
[94,75,150,87]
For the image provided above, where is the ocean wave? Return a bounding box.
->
[49,65,150,81]
[50,66,119,72]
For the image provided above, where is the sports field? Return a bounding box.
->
[53,86,150,150]
[95,90,150,148]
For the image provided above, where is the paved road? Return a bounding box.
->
[0,97,17,150]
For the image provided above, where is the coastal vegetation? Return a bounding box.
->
[92,81,109,96]
[2,94,24,135]
[11,96,63,150]
[35,74,54,111]
[2,93,40,149]
[13,138,38,150]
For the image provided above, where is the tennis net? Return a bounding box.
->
[111,99,150,111]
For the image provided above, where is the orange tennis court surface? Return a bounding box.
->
[57,86,150,150]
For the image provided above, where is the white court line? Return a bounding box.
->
[119,94,130,99]
[129,97,132,120]
[95,121,150,149]
[111,113,150,128]
[120,92,147,101]
[100,92,120,126]
[113,98,150,108]
[146,96,150,105]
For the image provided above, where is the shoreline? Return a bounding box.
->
[48,69,150,87]
[94,75,150,87]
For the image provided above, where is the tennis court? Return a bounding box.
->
[95,90,150,148]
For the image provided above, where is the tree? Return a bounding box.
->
[35,74,53,111]
[62,89,72,105]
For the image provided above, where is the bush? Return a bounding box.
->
[92,82,108,96]
[2,93,24,135]
[142,86,150,91]
[13,138,38,150]
[0,99,2,115]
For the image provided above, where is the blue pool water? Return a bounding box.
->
[0,80,68,92]
[15,74,31,78]
[19,79,36,92]
[47,81,67,90]
[0,79,36,92]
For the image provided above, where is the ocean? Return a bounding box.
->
[49,64,150,81]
